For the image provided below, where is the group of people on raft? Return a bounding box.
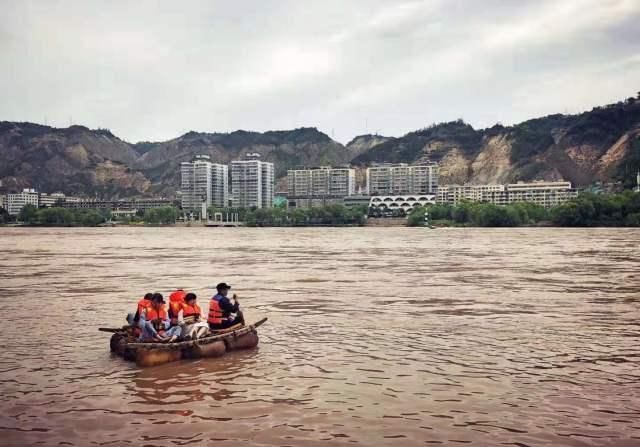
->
[126,282,244,343]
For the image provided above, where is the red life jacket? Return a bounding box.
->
[182,302,202,319]
[169,290,186,319]
[207,295,224,325]
[145,305,168,334]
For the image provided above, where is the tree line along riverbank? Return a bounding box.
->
[1,192,639,227]
[407,191,640,227]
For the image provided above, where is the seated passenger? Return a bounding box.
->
[139,293,182,342]
[208,283,245,331]
[126,293,153,327]
[181,293,209,339]
[168,288,187,326]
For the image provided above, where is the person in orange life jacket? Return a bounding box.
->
[126,292,153,327]
[208,283,245,330]
[139,293,182,342]
[168,288,187,326]
[181,293,209,339]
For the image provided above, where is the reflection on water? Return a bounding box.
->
[1,227,639,446]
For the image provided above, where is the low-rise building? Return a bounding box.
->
[61,198,173,212]
[369,194,437,214]
[7,189,39,215]
[342,195,372,209]
[437,180,577,208]
[505,181,577,207]
[437,184,506,205]
[39,192,68,207]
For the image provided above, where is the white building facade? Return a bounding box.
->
[505,181,578,207]
[39,192,68,207]
[231,154,274,209]
[369,194,437,214]
[287,167,356,207]
[180,155,229,210]
[7,189,39,215]
[367,163,439,195]
[437,181,577,208]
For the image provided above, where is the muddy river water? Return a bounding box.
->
[0,227,639,446]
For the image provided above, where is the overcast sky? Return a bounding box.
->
[1,0,639,143]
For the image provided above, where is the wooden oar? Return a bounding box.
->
[98,327,128,333]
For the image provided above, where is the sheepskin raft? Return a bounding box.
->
[105,318,267,367]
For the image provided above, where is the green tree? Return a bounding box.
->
[144,207,178,224]
[428,204,453,220]
[37,207,75,225]
[624,212,640,227]
[78,210,105,226]
[0,207,9,224]
[18,204,38,223]
[452,201,474,223]
[551,199,596,226]
[407,206,426,226]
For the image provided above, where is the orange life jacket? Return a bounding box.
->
[145,305,168,333]
[169,290,186,318]
[131,297,151,336]
[182,302,202,320]
[207,296,224,325]
[136,298,151,316]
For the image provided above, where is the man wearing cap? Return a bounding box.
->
[207,283,245,330]
[139,293,183,342]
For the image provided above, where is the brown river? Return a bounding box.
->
[0,227,639,446]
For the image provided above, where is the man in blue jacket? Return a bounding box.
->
[207,282,245,330]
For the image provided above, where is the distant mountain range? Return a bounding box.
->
[1,96,639,198]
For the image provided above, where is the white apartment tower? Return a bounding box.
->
[231,154,274,208]
[366,163,439,195]
[287,167,356,198]
[180,155,229,210]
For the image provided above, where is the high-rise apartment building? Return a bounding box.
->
[231,154,274,208]
[366,163,439,195]
[287,167,356,198]
[180,155,229,210]
[211,163,229,207]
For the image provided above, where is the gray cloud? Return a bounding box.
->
[1,0,638,143]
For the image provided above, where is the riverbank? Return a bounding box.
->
[3,192,639,228]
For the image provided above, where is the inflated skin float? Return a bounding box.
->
[106,318,267,367]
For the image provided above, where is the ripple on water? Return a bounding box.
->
[0,227,639,446]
